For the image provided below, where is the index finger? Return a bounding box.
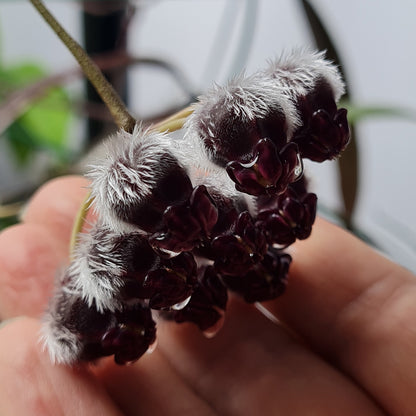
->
[265,217,416,416]
[0,176,88,319]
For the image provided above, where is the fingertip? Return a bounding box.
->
[0,223,66,319]
[0,317,123,416]
[0,316,42,362]
[22,175,90,247]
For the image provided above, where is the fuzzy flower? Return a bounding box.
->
[222,248,291,303]
[88,125,194,233]
[184,49,348,197]
[226,139,302,196]
[68,224,153,312]
[171,265,228,332]
[148,185,219,253]
[263,49,349,161]
[42,49,350,366]
[184,72,299,167]
[42,271,156,365]
[256,184,318,247]
[211,211,268,276]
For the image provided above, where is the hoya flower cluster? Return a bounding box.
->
[42,50,349,365]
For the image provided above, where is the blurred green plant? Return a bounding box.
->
[0,26,73,229]
[341,102,416,124]
[0,60,71,164]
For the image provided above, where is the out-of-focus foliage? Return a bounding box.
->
[0,61,71,164]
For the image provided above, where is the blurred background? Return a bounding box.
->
[0,0,415,271]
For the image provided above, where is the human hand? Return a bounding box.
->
[0,176,414,415]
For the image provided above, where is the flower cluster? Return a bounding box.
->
[42,49,349,365]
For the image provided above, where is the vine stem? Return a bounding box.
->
[29,0,136,133]
[68,106,194,258]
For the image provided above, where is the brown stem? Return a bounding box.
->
[29,0,136,133]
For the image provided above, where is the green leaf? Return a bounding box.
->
[0,63,44,96]
[0,62,71,163]
[6,121,36,164]
[341,102,416,124]
[18,86,71,152]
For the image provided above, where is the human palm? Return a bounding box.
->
[0,176,414,415]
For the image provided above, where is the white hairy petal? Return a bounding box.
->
[40,271,83,365]
[185,71,300,150]
[87,124,190,231]
[264,48,345,102]
[69,224,126,313]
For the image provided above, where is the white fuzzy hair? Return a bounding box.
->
[183,49,344,176]
[40,271,83,365]
[195,72,299,126]
[40,314,82,365]
[264,48,345,102]
[87,124,190,231]
[184,71,300,161]
[69,224,127,313]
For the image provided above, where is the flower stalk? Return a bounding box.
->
[29,0,136,133]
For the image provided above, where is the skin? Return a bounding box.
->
[0,176,415,415]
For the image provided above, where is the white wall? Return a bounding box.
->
[1,0,415,271]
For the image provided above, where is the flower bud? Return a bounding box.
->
[70,223,159,312]
[88,126,193,233]
[148,185,218,253]
[256,185,317,246]
[42,271,156,365]
[226,139,302,196]
[98,305,156,365]
[222,249,291,303]
[143,252,197,309]
[263,49,349,161]
[211,211,267,276]
[185,74,298,168]
[172,266,228,331]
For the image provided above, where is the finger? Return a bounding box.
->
[95,351,217,416]
[264,218,416,415]
[0,224,64,319]
[0,318,123,416]
[22,175,89,251]
[0,176,89,319]
[156,297,384,415]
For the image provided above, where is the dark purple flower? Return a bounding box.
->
[112,245,196,309]
[222,249,291,303]
[143,252,197,309]
[211,211,267,276]
[190,81,290,168]
[226,139,302,196]
[149,185,218,253]
[117,157,194,233]
[56,294,156,365]
[289,78,349,162]
[68,227,161,313]
[293,107,349,162]
[172,266,228,331]
[256,186,317,246]
[43,50,351,366]
[99,305,156,365]
[89,128,195,234]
